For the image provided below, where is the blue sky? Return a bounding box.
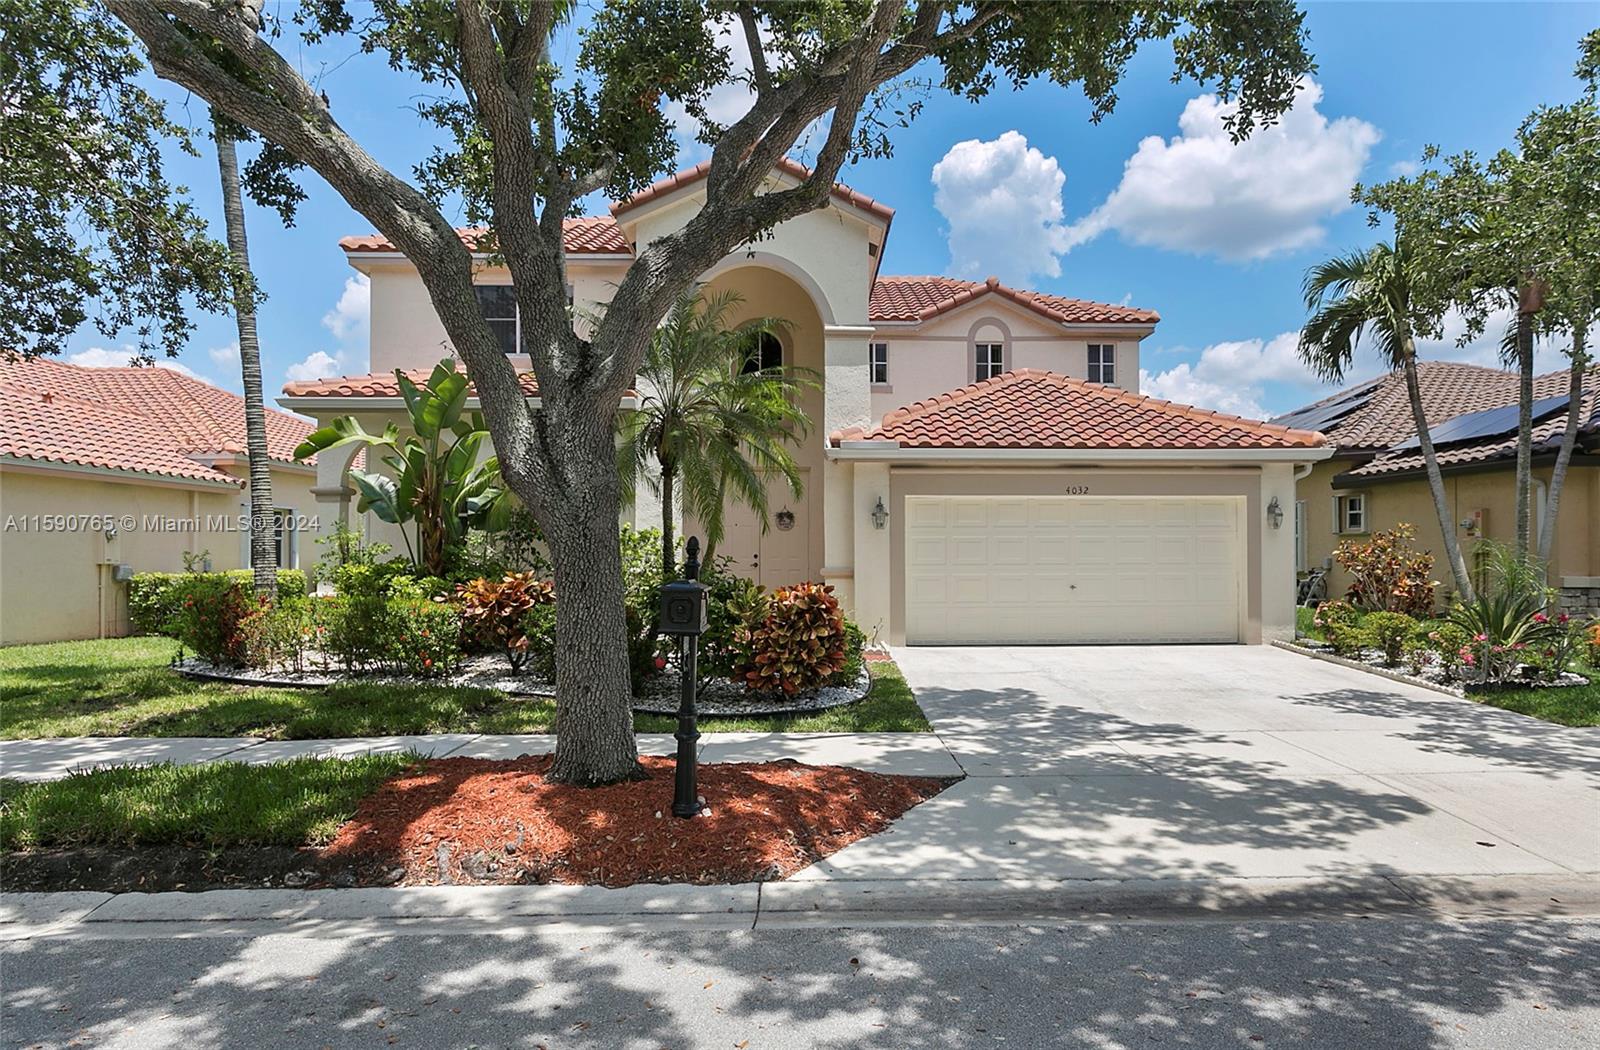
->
[66,2,1597,421]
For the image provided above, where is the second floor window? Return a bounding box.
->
[1088,343,1116,384]
[975,342,1004,381]
[475,285,518,354]
[869,342,889,384]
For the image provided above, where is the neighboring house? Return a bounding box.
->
[282,160,1330,646]
[1275,360,1600,613]
[0,358,318,644]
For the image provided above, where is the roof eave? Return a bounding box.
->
[826,445,1333,464]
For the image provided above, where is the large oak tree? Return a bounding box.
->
[104,0,1313,784]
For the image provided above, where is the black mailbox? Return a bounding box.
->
[659,579,709,636]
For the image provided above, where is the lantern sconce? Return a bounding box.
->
[871,496,889,530]
[1266,496,1284,530]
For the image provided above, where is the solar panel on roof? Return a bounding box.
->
[1272,377,1384,432]
[1390,394,1570,451]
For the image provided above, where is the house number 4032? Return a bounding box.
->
[1062,485,1089,495]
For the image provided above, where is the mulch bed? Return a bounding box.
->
[322,756,951,887]
[0,758,953,893]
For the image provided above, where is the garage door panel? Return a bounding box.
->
[904,495,1241,645]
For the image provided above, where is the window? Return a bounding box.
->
[1335,492,1367,534]
[975,342,1005,381]
[869,342,889,385]
[251,510,297,569]
[1088,343,1116,384]
[740,331,783,375]
[474,285,518,354]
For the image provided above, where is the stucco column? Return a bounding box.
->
[850,459,892,644]
[1260,462,1299,641]
[310,442,358,555]
[821,325,875,613]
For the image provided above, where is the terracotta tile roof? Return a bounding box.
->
[0,357,316,483]
[281,368,543,400]
[831,369,1326,451]
[1278,361,1519,451]
[611,157,895,222]
[1341,367,1600,479]
[339,217,631,256]
[869,275,1160,326]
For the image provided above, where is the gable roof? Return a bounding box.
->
[0,357,315,484]
[610,157,895,223]
[340,216,632,256]
[831,369,1325,451]
[1274,361,1521,451]
[869,275,1158,327]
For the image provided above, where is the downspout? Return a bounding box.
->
[1294,463,1315,483]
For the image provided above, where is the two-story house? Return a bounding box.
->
[282,160,1330,646]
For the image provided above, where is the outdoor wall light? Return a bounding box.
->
[871,496,889,530]
[1266,496,1284,530]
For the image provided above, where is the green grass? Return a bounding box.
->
[1469,678,1600,727]
[0,637,929,739]
[0,754,411,850]
[1294,605,1325,641]
[633,659,932,733]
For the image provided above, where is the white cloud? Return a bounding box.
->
[322,274,370,342]
[208,341,239,367]
[1141,332,1313,420]
[69,345,199,378]
[285,350,343,383]
[1064,81,1380,261]
[931,131,1072,284]
[663,18,765,159]
[1389,158,1422,177]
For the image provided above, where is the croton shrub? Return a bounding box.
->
[452,572,554,673]
[1334,524,1438,616]
[741,582,854,696]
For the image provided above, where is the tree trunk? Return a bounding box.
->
[1513,306,1536,559]
[213,116,276,598]
[546,422,641,785]
[1539,321,1588,564]
[659,460,677,581]
[1402,347,1475,602]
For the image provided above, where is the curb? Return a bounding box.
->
[1273,639,1466,698]
[5,874,1596,937]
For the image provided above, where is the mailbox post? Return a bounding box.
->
[658,536,709,818]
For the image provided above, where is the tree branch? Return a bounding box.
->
[738,5,771,95]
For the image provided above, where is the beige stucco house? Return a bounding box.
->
[282,160,1331,646]
[1276,360,1600,614]
[0,358,318,644]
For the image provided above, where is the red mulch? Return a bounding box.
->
[321,756,950,887]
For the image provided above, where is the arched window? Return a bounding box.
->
[740,332,784,375]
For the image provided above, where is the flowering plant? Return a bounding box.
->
[1333,524,1438,616]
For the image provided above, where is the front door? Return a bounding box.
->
[714,470,812,589]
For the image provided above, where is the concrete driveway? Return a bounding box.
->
[799,645,1600,886]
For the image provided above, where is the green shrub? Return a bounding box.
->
[620,526,668,691]
[129,569,306,635]
[1312,600,1369,656]
[743,582,850,696]
[237,597,316,672]
[1422,621,1471,681]
[698,564,768,684]
[170,575,258,666]
[828,619,867,687]
[313,595,386,671]
[1363,611,1416,667]
[381,598,462,677]
[1449,542,1561,685]
[522,602,558,681]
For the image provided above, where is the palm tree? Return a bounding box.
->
[1299,240,1476,601]
[618,289,816,580]
[212,114,276,598]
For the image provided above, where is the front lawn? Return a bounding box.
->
[0,754,410,850]
[0,637,928,739]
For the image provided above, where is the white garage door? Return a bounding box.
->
[904,496,1242,645]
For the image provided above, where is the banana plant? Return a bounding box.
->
[295,359,511,576]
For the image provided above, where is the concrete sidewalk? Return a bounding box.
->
[0,731,964,782]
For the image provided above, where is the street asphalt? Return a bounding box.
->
[3,914,1596,1048]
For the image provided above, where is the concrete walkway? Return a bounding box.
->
[0,730,964,782]
[796,645,1600,886]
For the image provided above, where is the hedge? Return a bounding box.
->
[128,569,308,636]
